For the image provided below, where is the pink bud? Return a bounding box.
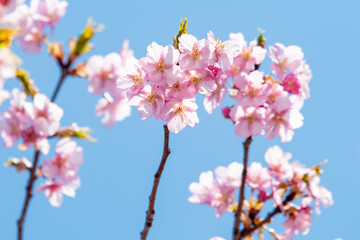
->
[221,107,231,119]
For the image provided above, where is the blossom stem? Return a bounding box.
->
[140,125,171,240]
[238,192,296,239]
[17,150,40,240]
[233,136,252,240]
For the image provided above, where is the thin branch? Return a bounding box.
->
[17,150,40,240]
[239,192,296,239]
[140,125,171,240]
[51,57,74,102]
[233,136,252,240]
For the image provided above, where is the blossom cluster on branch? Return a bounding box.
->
[0,0,98,210]
[116,28,311,142]
[190,146,333,240]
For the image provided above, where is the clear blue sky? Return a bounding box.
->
[1,0,359,239]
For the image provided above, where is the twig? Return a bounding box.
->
[239,192,296,239]
[233,136,252,240]
[140,125,171,240]
[51,57,74,102]
[17,150,40,240]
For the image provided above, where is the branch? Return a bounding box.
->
[51,57,74,102]
[17,150,40,240]
[140,125,171,240]
[239,192,296,239]
[233,137,252,240]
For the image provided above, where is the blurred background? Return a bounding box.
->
[1,0,359,239]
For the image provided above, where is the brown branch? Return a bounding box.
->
[17,150,40,240]
[233,136,252,240]
[140,125,171,240]
[16,55,75,240]
[51,57,74,102]
[239,192,296,239]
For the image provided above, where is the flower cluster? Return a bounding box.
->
[35,138,83,207]
[1,0,68,54]
[85,41,132,128]
[222,34,311,142]
[0,89,63,154]
[189,145,333,239]
[117,30,310,139]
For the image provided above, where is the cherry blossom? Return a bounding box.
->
[95,91,131,129]
[230,105,266,138]
[35,179,79,207]
[178,34,214,70]
[265,95,303,142]
[41,138,83,182]
[140,42,180,85]
[269,43,304,80]
[160,98,199,133]
[86,53,122,96]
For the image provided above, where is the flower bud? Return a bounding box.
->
[173,18,187,49]
[5,157,32,172]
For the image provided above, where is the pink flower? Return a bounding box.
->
[36,0,68,27]
[95,91,131,129]
[164,77,197,100]
[0,89,32,148]
[265,145,294,181]
[235,71,271,107]
[265,95,303,142]
[230,105,265,138]
[18,20,46,54]
[41,138,83,182]
[0,48,17,79]
[188,171,215,205]
[207,31,234,70]
[295,61,312,99]
[140,42,180,85]
[306,170,334,212]
[203,75,227,114]
[283,73,301,95]
[128,84,164,120]
[117,56,147,99]
[214,162,243,188]
[231,40,266,73]
[0,109,23,147]
[269,43,304,80]
[189,169,235,217]
[267,83,287,105]
[160,98,199,133]
[0,0,24,17]
[183,69,217,95]
[119,40,133,62]
[35,179,79,207]
[178,34,214,70]
[283,206,312,235]
[30,93,63,137]
[86,53,122,96]
[20,126,50,154]
[246,162,272,191]
[210,184,235,217]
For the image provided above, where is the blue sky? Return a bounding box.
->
[1,0,359,239]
